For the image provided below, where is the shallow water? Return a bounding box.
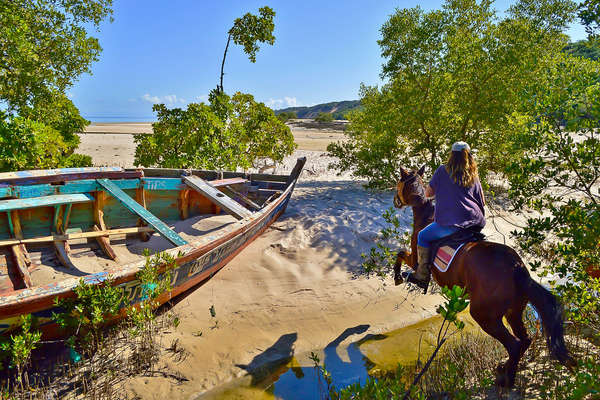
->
[200,312,481,400]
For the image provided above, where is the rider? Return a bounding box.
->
[404,141,486,292]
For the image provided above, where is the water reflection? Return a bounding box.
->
[264,325,376,400]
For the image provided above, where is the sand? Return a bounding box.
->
[78,120,346,167]
[73,124,525,399]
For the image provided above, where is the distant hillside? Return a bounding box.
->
[275,100,361,120]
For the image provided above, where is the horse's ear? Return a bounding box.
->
[417,165,426,177]
[400,167,409,179]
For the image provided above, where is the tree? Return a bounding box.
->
[134,91,296,170]
[0,0,112,171]
[314,112,334,123]
[505,53,600,335]
[0,111,91,172]
[217,6,275,93]
[277,111,297,122]
[328,0,577,189]
[579,0,600,37]
[564,39,600,60]
[0,0,113,112]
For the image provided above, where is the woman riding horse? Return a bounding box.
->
[393,143,575,387]
[402,141,485,293]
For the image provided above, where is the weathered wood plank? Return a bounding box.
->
[53,240,76,269]
[93,191,118,260]
[178,189,190,220]
[0,167,123,181]
[286,157,307,185]
[0,170,143,185]
[7,211,32,287]
[210,177,249,187]
[183,175,253,220]
[0,226,156,247]
[0,194,92,212]
[135,187,151,242]
[97,179,187,246]
[248,173,289,182]
[223,186,261,211]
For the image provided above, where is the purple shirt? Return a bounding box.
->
[429,165,485,229]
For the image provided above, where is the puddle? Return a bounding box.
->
[198,313,483,400]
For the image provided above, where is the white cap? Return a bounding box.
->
[452,141,470,152]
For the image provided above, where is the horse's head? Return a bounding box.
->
[393,165,426,208]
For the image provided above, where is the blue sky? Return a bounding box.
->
[71,0,588,121]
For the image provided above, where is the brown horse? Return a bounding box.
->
[392,166,575,387]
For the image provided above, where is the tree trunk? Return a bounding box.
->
[219,34,232,93]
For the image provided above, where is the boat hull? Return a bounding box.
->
[0,159,305,339]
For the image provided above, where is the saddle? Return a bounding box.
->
[429,227,485,272]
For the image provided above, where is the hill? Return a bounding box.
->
[275,100,361,120]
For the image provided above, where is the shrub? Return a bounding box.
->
[277,111,297,122]
[315,112,334,123]
[134,90,296,170]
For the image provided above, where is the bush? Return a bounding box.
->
[0,112,90,172]
[134,90,297,170]
[277,111,296,122]
[315,112,334,123]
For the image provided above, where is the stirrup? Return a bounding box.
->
[401,271,430,294]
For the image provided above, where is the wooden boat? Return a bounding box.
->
[0,158,306,339]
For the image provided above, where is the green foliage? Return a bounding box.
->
[314,112,334,123]
[505,53,600,331]
[0,111,91,172]
[134,90,296,170]
[127,251,176,347]
[229,6,276,64]
[21,93,89,145]
[276,111,297,122]
[564,39,600,60]
[437,286,469,330]
[328,0,576,189]
[52,277,123,355]
[361,207,410,278]
[0,315,42,391]
[0,0,113,112]
[218,6,276,93]
[579,0,600,37]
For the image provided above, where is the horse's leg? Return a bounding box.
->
[394,250,411,285]
[506,300,532,358]
[470,304,522,388]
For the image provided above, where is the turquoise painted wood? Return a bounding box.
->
[0,194,93,212]
[183,175,252,220]
[96,178,187,246]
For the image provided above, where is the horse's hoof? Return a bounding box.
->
[394,273,403,286]
[495,364,515,388]
[495,364,508,388]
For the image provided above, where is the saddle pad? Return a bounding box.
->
[433,243,466,272]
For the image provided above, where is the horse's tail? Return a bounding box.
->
[518,269,575,369]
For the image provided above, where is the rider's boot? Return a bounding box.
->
[402,246,431,294]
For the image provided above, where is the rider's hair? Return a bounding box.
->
[445,149,478,187]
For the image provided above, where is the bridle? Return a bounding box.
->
[394,174,417,208]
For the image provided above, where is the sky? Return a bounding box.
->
[71,0,588,122]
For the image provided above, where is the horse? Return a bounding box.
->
[392,165,575,388]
